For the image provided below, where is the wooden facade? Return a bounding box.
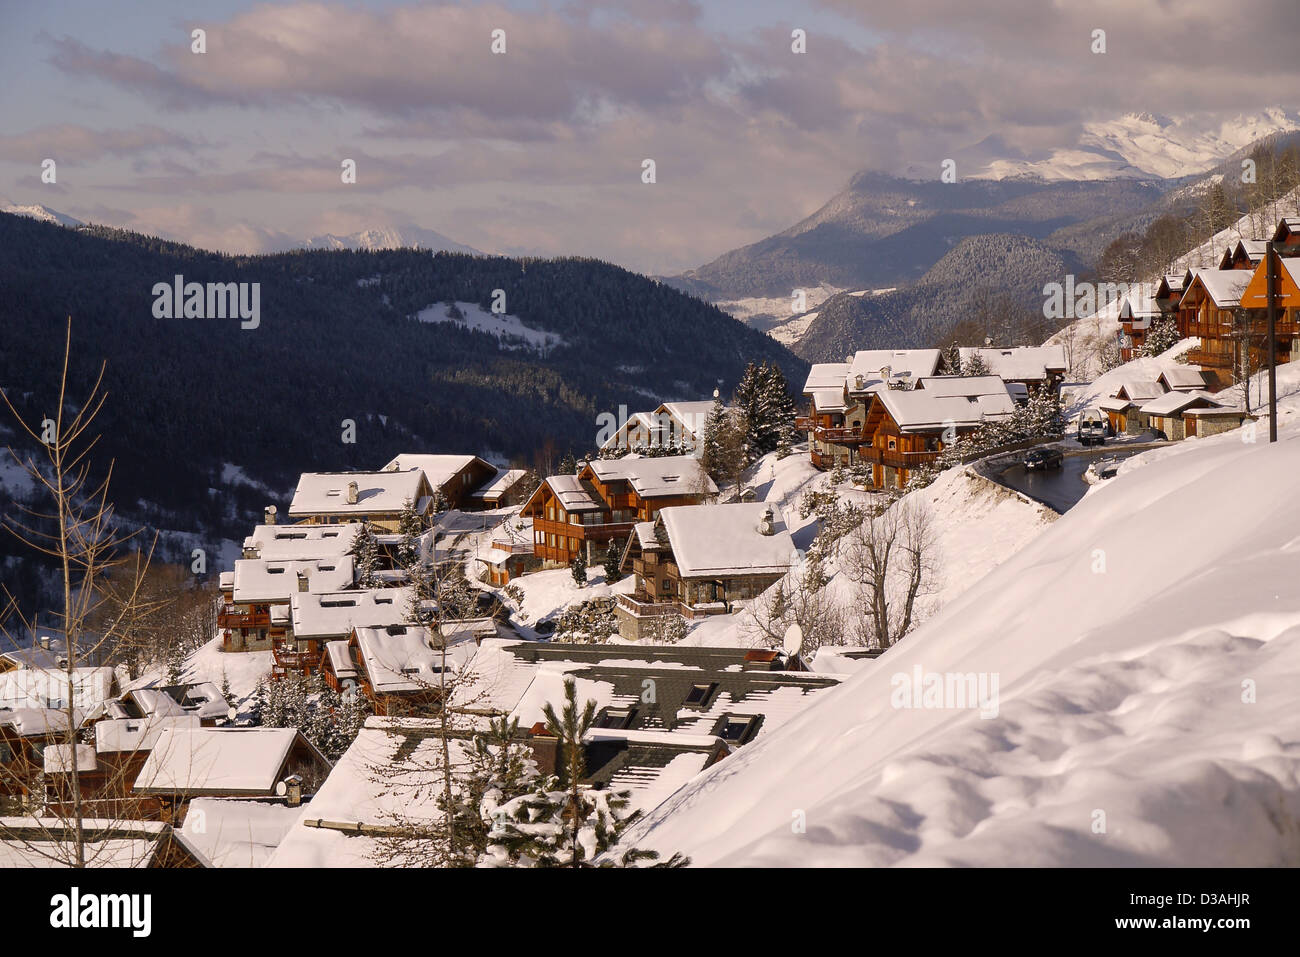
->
[520,462,709,567]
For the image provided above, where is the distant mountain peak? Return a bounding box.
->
[0,199,83,228]
[300,224,480,255]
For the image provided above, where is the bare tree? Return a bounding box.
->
[842,500,939,649]
[0,319,160,866]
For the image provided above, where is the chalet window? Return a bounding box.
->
[887,438,897,451]
[713,714,760,745]
[594,706,637,729]
[684,682,718,708]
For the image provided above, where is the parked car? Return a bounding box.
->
[1077,411,1106,447]
[1024,447,1064,471]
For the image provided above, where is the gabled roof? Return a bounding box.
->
[957,346,1067,381]
[1156,273,1188,299]
[379,454,491,491]
[1110,377,1165,402]
[912,375,1012,398]
[0,817,212,868]
[658,401,717,437]
[846,349,942,393]
[289,471,428,518]
[657,503,796,578]
[874,389,1015,431]
[469,468,527,501]
[1157,367,1208,391]
[1180,268,1251,309]
[586,455,716,498]
[232,557,355,604]
[812,388,849,413]
[1139,390,1221,416]
[801,362,850,395]
[541,474,603,511]
[95,714,203,755]
[134,728,325,796]
[1272,217,1300,243]
[1218,238,1269,269]
[289,586,416,640]
[353,623,479,696]
[242,523,361,561]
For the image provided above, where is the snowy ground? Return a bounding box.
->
[620,406,1300,867]
[415,301,565,354]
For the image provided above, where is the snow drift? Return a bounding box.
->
[622,421,1300,866]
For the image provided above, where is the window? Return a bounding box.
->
[594,706,637,729]
[888,438,897,451]
[713,714,760,745]
[684,682,718,708]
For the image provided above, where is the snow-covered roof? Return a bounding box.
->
[544,474,602,511]
[242,523,361,561]
[1219,238,1269,268]
[123,682,228,722]
[470,468,527,500]
[1183,405,1250,418]
[134,728,317,795]
[289,586,416,640]
[1182,268,1252,308]
[875,389,1015,431]
[1157,367,1208,391]
[232,557,355,604]
[179,798,301,868]
[1139,390,1221,416]
[379,454,488,491]
[324,640,357,680]
[289,471,428,519]
[802,362,850,394]
[0,666,115,711]
[658,503,796,578]
[913,375,1012,398]
[847,349,942,393]
[957,346,1067,381]
[95,714,202,754]
[587,455,717,498]
[43,743,96,775]
[812,388,849,413]
[1098,396,1137,412]
[0,707,86,738]
[658,400,716,437]
[0,817,211,869]
[267,717,461,867]
[1111,377,1165,402]
[353,624,479,695]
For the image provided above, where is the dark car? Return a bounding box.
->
[1024,447,1064,471]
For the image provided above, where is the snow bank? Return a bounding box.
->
[622,418,1300,866]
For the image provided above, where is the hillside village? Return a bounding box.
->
[4,210,1300,870]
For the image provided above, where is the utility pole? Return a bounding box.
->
[1267,240,1278,443]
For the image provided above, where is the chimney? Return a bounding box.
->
[264,505,277,525]
[280,774,303,807]
[757,506,775,536]
[346,481,359,505]
[39,635,51,651]
[297,570,310,593]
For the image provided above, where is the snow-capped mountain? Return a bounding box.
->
[299,225,480,255]
[0,199,83,228]
[972,108,1300,181]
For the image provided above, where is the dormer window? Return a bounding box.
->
[713,713,760,745]
[684,682,718,709]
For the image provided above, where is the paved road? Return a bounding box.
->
[993,446,1151,513]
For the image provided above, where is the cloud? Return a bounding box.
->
[0,124,199,164]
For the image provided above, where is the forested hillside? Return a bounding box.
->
[0,213,805,551]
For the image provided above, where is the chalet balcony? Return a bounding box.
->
[272,644,321,678]
[865,448,939,471]
[616,592,728,621]
[795,415,815,431]
[218,605,270,629]
[812,426,863,444]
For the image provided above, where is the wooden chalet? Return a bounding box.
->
[1177,269,1254,389]
[219,555,354,653]
[1139,390,1223,441]
[616,503,796,640]
[132,727,331,825]
[477,517,539,585]
[956,346,1067,395]
[1118,286,1161,362]
[1219,238,1269,270]
[1272,217,1300,253]
[1239,252,1300,361]
[288,470,435,530]
[858,380,1016,489]
[1098,378,1165,434]
[520,455,716,567]
[599,399,719,454]
[379,454,518,510]
[277,585,418,679]
[798,350,946,469]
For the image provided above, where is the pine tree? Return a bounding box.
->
[350,522,382,587]
[570,554,588,586]
[943,342,963,375]
[456,716,541,858]
[395,498,425,570]
[558,451,578,477]
[698,390,727,477]
[480,678,688,867]
[963,351,990,376]
[731,361,765,462]
[603,538,624,583]
[1139,317,1181,357]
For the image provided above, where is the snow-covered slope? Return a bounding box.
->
[974,109,1300,181]
[622,417,1300,866]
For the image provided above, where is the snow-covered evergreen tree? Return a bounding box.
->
[1139,317,1181,357]
[603,538,624,582]
[963,351,990,376]
[569,554,588,586]
[395,498,425,570]
[350,522,382,587]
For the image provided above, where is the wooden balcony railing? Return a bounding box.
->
[813,426,862,444]
[795,416,815,431]
[218,605,270,629]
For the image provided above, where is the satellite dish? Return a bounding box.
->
[782,624,803,657]
[275,780,287,797]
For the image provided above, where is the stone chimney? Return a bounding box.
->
[264,505,277,525]
[346,481,359,505]
[757,506,775,536]
[296,570,310,593]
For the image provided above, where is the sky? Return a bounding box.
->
[2,0,1298,275]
